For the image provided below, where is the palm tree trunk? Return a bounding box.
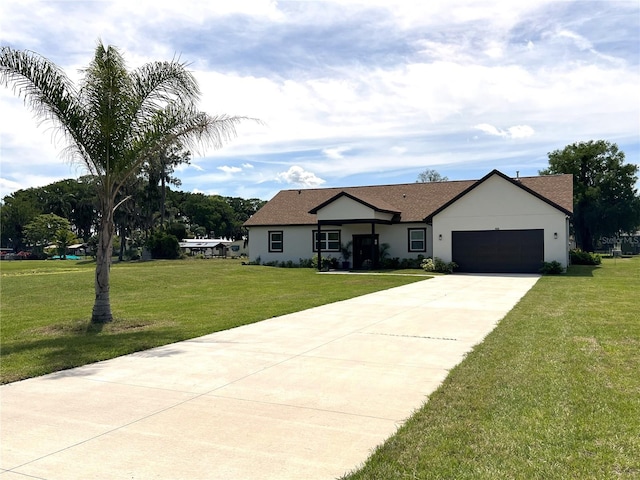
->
[91,202,114,323]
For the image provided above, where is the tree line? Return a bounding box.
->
[0,176,266,256]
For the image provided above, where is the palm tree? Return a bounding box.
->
[1,41,249,323]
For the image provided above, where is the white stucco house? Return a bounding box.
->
[243,170,573,273]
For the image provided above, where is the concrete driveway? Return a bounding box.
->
[0,274,539,479]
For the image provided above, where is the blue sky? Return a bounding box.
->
[1,0,639,201]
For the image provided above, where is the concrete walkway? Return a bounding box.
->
[1,274,539,480]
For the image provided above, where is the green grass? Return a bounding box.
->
[341,256,640,480]
[0,258,425,383]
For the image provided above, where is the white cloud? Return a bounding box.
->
[276,166,325,187]
[556,29,593,51]
[174,162,205,173]
[507,125,535,139]
[474,124,535,139]
[0,178,23,196]
[218,165,242,173]
[323,146,351,160]
[0,0,637,199]
[474,123,503,137]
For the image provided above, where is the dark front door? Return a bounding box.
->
[353,234,379,269]
[452,229,544,273]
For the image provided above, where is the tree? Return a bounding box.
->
[416,169,448,183]
[145,143,190,228]
[23,213,71,255]
[1,178,97,249]
[1,41,249,323]
[182,193,235,238]
[0,188,43,251]
[40,177,98,240]
[540,140,640,251]
[55,228,79,259]
[223,196,267,240]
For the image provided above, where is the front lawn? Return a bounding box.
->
[0,258,424,383]
[341,256,640,479]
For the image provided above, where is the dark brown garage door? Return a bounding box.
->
[452,229,544,273]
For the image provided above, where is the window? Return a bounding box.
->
[268,231,283,252]
[408,228,426,252]
[313,230,341,252]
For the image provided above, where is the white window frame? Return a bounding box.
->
[313,230,341,252]
[268,230,283,252]
[408,228,426,252]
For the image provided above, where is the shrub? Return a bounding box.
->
[299,258,314,268]
[421,257,458,274]
[381,257,400,269]
[540,260,564,274]
[245,256,261,265]
[310,255,337,270]
[146,231,180,259]
[421,258,435,272]
[570,249,602,265]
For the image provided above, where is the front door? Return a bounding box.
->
[353,234,378,269]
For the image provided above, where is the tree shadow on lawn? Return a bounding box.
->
[1,322,181,384]
[565,265,600,277]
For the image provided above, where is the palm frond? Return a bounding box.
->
[0,46,78,123]
[0,46,89,165]
[131,59,201,112]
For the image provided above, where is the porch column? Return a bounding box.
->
[371,222,376,269]
[317,222,322,271]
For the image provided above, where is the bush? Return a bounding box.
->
[166,222,188,241]
[381,257,400,269]
[299,258,314,268]
[570,249,602,265]
[311,255,338,270]
[146,231,180,259]
[396,255,424,269]
[421,258,435,272]
[421,257,458,274]
[540,261,564,274]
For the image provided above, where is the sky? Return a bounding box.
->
[1,0,639,201]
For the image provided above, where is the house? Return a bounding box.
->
[243,170,573,273]
[179,238,249,258]
[228,239,249,258]
[179,238,232,258]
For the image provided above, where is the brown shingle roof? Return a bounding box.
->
[244,171,573,227]
[309,191,402,215]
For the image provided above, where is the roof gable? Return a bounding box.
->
[424,170,573,222]
[309,191,401,215]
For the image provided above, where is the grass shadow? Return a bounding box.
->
[86,321,105,334]
[76,259,95,265]
[1,323,182,384]
[565,264,600,277]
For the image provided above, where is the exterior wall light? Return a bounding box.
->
[438,234,442,241]
[554,232,558,239]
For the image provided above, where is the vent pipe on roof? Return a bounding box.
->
[516,171,520,181]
